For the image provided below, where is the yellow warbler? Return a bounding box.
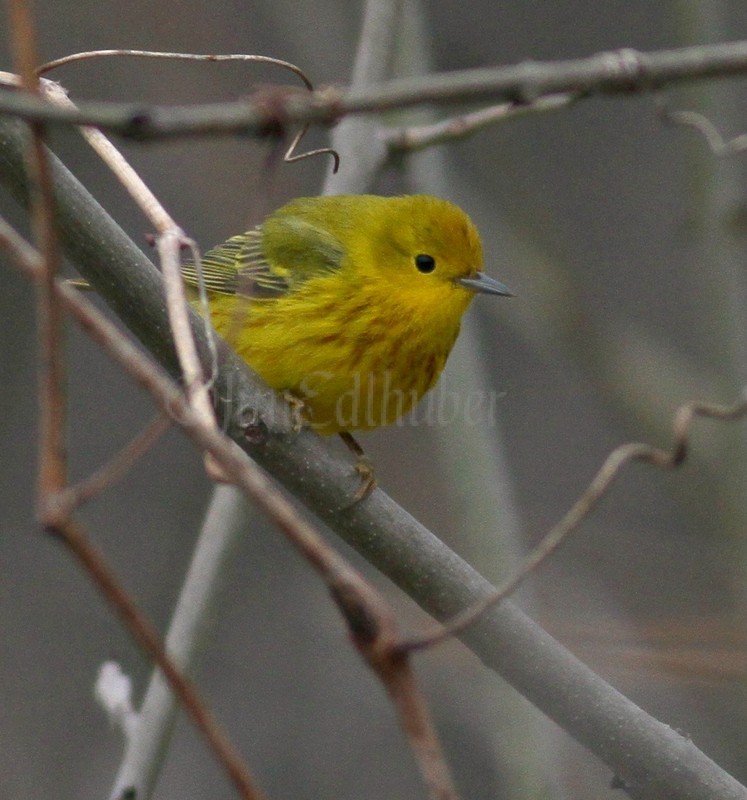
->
[183,194,510,485]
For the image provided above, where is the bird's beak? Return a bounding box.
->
[457,272,513,297]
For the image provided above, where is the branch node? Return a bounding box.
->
[250,85,298,139]
[312,85,346,127]
[237,405,269,445]
[122,110,156,141]
[330,582,383,646]
[37,490,72,531]
[601,47,646,91]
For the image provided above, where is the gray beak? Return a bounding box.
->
[457,272,513,297]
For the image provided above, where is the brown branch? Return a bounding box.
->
[56,518,266,800]
[7,0,67,502]
[59,413,171,513]
[328,574,459,800]
[401,391,747,653]
[29,128,66,501]
[373,652,459,800]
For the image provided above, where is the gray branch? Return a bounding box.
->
[3,40,747,138]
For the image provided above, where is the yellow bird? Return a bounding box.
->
[182,194,511,495]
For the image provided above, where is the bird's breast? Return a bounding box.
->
[208,284,464,433]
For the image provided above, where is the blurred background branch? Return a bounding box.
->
[5,39,747,137]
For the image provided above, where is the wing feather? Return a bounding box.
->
[181,229,288,298]
[182,213,346,298]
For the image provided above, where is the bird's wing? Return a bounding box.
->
[182,219,345,298]
[261,215,346,288]
[181,228,288,297]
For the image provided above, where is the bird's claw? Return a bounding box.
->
[352,455,377,503]
[282,390,310,433]
[339,431,377,504]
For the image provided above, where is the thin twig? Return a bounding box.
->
[375,654,459,800]
[35,50,312,85]
[155,229,219,458]
[60,414,171,513]
[661,104,747,156]
[45,81,219,474]
[384,93,575,152]
[283,122,340,172]
[401,391,747,653]
[45,79,178,229]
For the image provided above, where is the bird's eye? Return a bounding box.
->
[415,254,436,273]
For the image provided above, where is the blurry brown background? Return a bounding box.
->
[3,1,747,798]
